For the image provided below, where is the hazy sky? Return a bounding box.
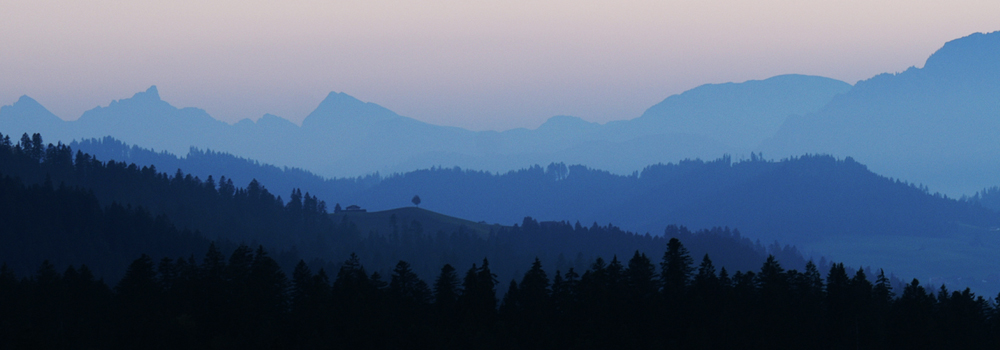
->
[1,0,998,131]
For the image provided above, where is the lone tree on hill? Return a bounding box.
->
[412,195,421,207]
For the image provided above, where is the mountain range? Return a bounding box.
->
[6,32,999,196]
[3,31,1000,291]
[5,32,1000,196]
[0,75,849,185]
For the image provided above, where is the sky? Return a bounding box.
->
[1,0,998,131]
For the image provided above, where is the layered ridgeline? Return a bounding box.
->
[762,31,1000,195]
[0,132,802,289]
[6,137,999,348]
[0,74,849,184]
[4,32,1000,195]
[70,135,1000,295]
[0,33,1000,196]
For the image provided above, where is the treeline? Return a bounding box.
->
[966,186,1000,212]
[0,131,804,288]
[2,240,998,349]
[0,132,351,259]
[71,136,379,205]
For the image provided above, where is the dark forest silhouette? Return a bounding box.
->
[3,240,999,349]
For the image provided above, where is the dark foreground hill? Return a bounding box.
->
[2,236,998,349]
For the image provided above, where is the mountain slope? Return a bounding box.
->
[610,74,851,149]
[0,96,65,137]
[761,31,1000,195]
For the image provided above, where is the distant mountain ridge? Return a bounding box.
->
[3,31,999,195]
[613,74,852,149]
[761,31,1000,195]
[0,74,848,182]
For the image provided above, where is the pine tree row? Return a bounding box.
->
[3,239,999,349]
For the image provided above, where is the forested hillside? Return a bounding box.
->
[71,136,376,204]
[351,155,999,245]
[74,136,1000,245]
[0,131,800,289]
[69,134,1000,294]
[0,173,212,280]
[966,186,1000,212]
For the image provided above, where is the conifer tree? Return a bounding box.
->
[459,259,498,326]
[661,237,694,297]
[434,264,460,308]
[873,268,895,305]
[693,254,719,296]
[499,279,519,316]
[518,258,551,311]
[389,260,431,305]
[626,251,658,301]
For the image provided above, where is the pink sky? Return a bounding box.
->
[1,0,997,131]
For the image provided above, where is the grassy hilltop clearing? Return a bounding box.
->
[330,206,502,240]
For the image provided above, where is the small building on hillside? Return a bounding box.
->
[344,204,367,213]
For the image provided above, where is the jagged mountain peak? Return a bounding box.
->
[319,91,361,105]
[3,95,47,112]
[303,91,405,127]
[109,86,162,104]
[135,85,161,100]
[0,95,61,124]
[101,85,171,112]
[14,95,43,107]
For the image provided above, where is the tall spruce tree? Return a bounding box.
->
[661,237,694,297]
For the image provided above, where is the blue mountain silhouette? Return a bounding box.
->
[0,74,847,180]
[761,31,1000,195]
[3,31,997,195]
